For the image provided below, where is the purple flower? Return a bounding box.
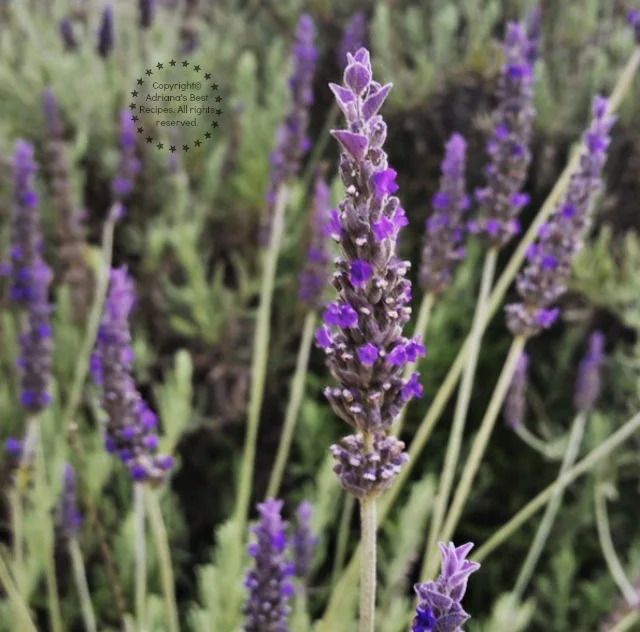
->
[506,96,615,338]
[97,6,114,58]
[473,14,538,248]
[112,111,141,200]
[5,438,22,457]
[243,499,294,631]
[59,463,82,539]
[419,133,469,296]
[291,500,318,581]
[10,141,53,413]
[338,12,366,68]
[59,18,77,52]
[299,169,331,309]
[574,331,605,413]
[503,352,528,428]
[319,48,423,498]
[262,15,317,244]
[91,268,171,484]
[629,9,640,43]
[139,0,153,29]
[412,542,480,632]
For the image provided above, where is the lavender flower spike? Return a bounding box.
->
[412,542,480,632]
[262,14,317,243]
[503,351,528,428]
[59,18,77,52]
[91,268,172,484]
[419,133,470,296]
[243,499,294,631]
[291,500,319,581]
[506,96,615,338]
[97,6,114,58]
[139,0,153,29]
[59,463,82,539]
[112,110,141,201]
[318,47,424,499]
[298,168,331,309]
[338,12,366,68]
[574,331,605,413]
[10,140,53,412]
[471,14,538,247]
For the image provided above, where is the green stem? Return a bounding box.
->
[439,336,527,549]
[316,47,640,629]
[392,291,435,438]
[513,423,559,459]
[68,538,98,632]
[145,489,181,632]
[422,249,497,580]
[235,183,289,535]
[0,549,38,632]
[474,410,640,563]
[608,610,640,632]
[594,482,638,607]
[359,494,377,632]
[513,412,587,601]
[135,483,147,632]
[34,422,63,632]
[331,493,355,589]
[266,311,317,499]
[10,488,24,598]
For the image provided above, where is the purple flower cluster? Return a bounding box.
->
[574,331,605,413]
[139,0,153,29]
[506,96,615,338]
[412,542,480,632]
[419,133,470,296]
[10,141,53,413]
[59,18,77,52]
[316,48,424,499]
[113,111,141,201]
[97,6,114,58]
[59,463,82,539]
[298,169,331,309]
[337,12,366,68]
[262,15,317,244]
[243,499,294,632]
[91,268,172,484]
[470,15,538,248]
[291,500,318,581]
[628,9,640,43]
[503,352,529,428]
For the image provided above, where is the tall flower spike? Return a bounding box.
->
[505,96,615,338]
[59,18,78,52]
[243,499,294,631]
[412,542,480,632]
[139,0,153,29]
[471,15,538,247]
[97,6,114,58]
[419,133,470,296]
[91,268,172,484]
[628,10,640,44]
[291,500,318,581]
[262,14,317,244]
[318,47,423,499]
[112,110,141,201]
[338,12,366,68]
[574,331,605,413]
[298,168,331,309]
[10,141,53,412]
[59,463,82,539]
[503,351,528,428]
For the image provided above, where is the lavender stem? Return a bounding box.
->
[145,489,180,632]
[134,483,147,632]
[331,493,356,589]
[359,493,377,632]
[422,247,498,581]
[594,481,638,607]
[513,411,587,600]
[68,538,98,632]
[439,336,527,549]
[235,183,289,536]
[9,489,24,597]
[0,549,37,632]
[266,310,317,499]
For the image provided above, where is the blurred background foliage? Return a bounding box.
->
[1,0,640,630]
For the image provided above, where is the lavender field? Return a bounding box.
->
[2,1,640,631]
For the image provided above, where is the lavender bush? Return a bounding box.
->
[1,3,640,632]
